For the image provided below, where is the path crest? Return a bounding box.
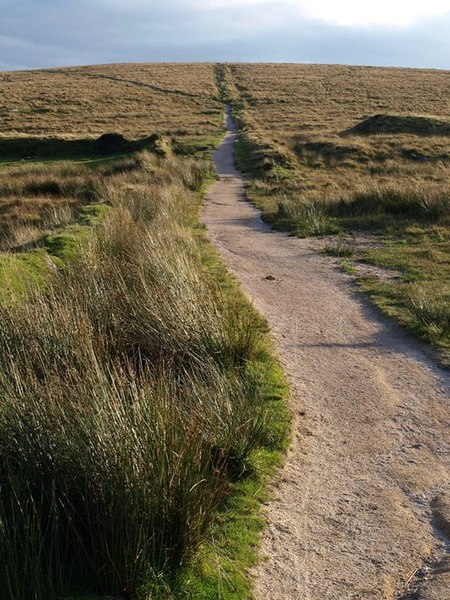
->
[202,108,450,600]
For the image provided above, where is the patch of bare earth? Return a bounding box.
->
[351,262,402,283]
[202,109,450,600]
[312,235,403,283]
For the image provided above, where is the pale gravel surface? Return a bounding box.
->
[202,109,450,600]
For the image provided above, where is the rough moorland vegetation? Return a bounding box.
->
[0,64,221,143]
[0,63,289,599]
[0,150,288,599]
[219,63,450,363]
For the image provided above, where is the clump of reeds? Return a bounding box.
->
[331,184,450,222]
[275,182,450,237]
[276,195,340,236]
[405,291,450,342]
[0,152,271,598]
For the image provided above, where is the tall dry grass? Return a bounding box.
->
[275,182,450,236]
[0,156,144,251]
[0,152,272,598]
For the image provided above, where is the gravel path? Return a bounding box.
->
[202,108,450,600]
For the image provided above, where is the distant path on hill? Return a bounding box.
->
[48,68,201,99]
[202,107,450,600]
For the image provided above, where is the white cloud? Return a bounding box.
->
[292,0,450,27]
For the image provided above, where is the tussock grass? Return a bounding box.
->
[0,149,208,253]
[0,157,143,251]
[276,196,340,237]
[406,293,450,342]
[330,185,450,223]
[0,152,287,598]
[273,183,450,233]
[321,240,354,258]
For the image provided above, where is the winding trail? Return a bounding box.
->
[202,109,450,599]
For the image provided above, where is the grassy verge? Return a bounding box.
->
[174,224,290,599]
[252,180,450,366]
[354,228,449,364]
[285,189,450,365]
[0,147,290,599]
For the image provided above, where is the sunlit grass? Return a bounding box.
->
[0,151,290,598]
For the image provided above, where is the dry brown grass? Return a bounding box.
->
[0,157,142,250]
[0,63,221,142]
[0,63,223,249]
[228,63,450,197]
[222,63,450,360]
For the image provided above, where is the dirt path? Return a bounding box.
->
[202,108,450,599]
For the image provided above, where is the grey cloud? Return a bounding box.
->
[0,0,449,70]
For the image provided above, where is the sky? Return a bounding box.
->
[1,0,450,71]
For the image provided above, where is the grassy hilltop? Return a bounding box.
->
[0,63,220,140]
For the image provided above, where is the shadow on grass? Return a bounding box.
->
[0,132,171,161]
